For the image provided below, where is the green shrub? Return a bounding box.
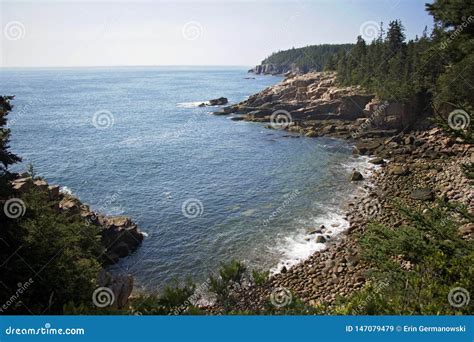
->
[0,187,104,314]
[339,202,473,315]
[251,269,269,285]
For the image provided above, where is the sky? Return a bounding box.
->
[0,0,434,68]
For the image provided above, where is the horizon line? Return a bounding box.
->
[0,64,259,70]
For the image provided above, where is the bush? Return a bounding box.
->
[0,187,104,314]
[338,202,473,315]
[251,269,269,285]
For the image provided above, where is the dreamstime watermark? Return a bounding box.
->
[85,191,122,226]
[3,198,26,219]
[92,110,114,130]
[447,109,470,130]
[3,21,26,41]
[171,270,219,315]
[270,110,293,130]
[439,16,474,50]
[182,21,203,41]
[352,101,389,138]
[92,287,115,308]
[6,96,47,128]
[448,287,470,308]
[262,189,300,226]
[363,198,381,219]
[181,198,204,218]
[359,21,380,41]
[0,278,34,313]
[5,323,85,336]
[169,112,205,139]
[352,280,389,314]
[270,287,292,308]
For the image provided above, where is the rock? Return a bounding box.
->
[369,157,385,165]
[59,197,82,214]
[316,235,327,243]
[48,185,60,200]
[403,136,415,145]
[11,177,34,193]
[97,269,134,309]
[410,188,434,201]
[350,171,364,181]
[305,130,318,137]
[458,223,474,237]
[388,165,409,176]
[208,97,228,106]
[355,141,381,155]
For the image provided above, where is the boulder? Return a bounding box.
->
[316,235,327,243]
[11,177,34,193]
[32,179,49,192]
[208,97,228,106]
[59,197,82,215]
[369,157,385,165]
[458,223,474,237]
[350,171,364,181]
[48,185,60,201]
[97,269,134,309]
[388,165,409,176]
[410,188,434,201]
[355,141,381,155]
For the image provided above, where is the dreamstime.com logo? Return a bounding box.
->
[3,21,26,40]
[181,198,204,218]
[92,110,115,129]
[270,110,293,130]
[448,109,471,130]
[92,287,115,308]
[182,21,203,41]
[5,323,85,336]
[448,287,470,308]
[0,278,34,313]
[363,198,381,219]
[270,287,292,308]
[359,21,380,41]
[3,198,26,219]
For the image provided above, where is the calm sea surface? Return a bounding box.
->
[1,66,366,290]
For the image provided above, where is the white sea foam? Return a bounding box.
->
[270,154,379,274]
[176,101,207,108]
[60,186,73,195]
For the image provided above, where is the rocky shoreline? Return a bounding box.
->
[209,72,473,311]
[10,176,145,308]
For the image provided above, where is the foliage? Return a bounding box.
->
[251,269,269,286]
[0,187,104,314]
[331,0,473,125]
[336,202,473,315]
[127,279,198,315]
[0,96,21,197]
[261,44,353,72]
[209,260,246,309]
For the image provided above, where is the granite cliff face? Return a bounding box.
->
[216,72,412,138]
[248,63,306,75]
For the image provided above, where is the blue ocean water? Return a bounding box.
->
[1,66,367,290]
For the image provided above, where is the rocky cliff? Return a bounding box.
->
[216,71,413,138]
[10,176,144,265]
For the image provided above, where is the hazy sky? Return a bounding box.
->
[1,0,434,68]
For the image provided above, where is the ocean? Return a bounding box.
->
[1,66,370,290]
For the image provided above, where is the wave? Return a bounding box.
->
[270,155,379,274]
[176,101,208,108]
